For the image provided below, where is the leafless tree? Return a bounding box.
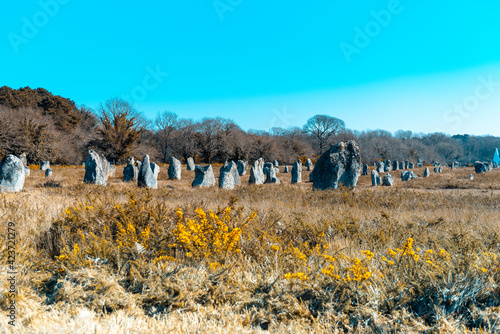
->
[303,115,345,154]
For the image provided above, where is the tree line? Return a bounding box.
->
[0,86,499,166]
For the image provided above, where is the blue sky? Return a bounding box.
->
[1,0,500,135]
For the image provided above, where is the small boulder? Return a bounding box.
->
[401,170,418,181]
[45,168,52,177]
[382,173,394,186]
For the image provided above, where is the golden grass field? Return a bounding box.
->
[1,163,500,333]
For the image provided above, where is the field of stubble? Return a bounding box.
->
[1,164,499,333]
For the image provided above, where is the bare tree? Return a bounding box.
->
[303,115,345,154]
[155,111,179,162]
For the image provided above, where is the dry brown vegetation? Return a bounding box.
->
[1,165,500,333]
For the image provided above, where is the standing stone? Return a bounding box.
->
[19,153,27,166]
[401,170,418,181]
[40,161,50,170]
[291,160,302,184]
[24,167,30,177]
[237,160,248,176]
[434,167,438,173]
[439,167,443,173]
[399,161,405,170]
[311,141,361,190]
[138,155,157,189]
[284,166,289,173]
[263,162,274,177]
[382,173,394,186]
[384,162,392,172]
[377,161,385,173]
[393,160,399,171]
[168,157,182,180]
[249,159,265,185]
[307,164,313,171]
[404,160,409,169]
[409,162,414,169]
[83,150,106,186]
[219,164,236,190]
[100,155,111,181]
[273,160,279,168]
[362,163,368,176]
[0,155,26,193]
[469,174,474,180]
[45,168,52,177]
[123,162,137,182]
[423,167,430,178]
[223,161,241,185]
[192,165,216,188]
[305,158,312,168]
[265,165,280,184]
[187,157,195,171]
[150,162,160,180]
[371,170,382,186]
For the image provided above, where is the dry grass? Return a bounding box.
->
[1,164,499,333]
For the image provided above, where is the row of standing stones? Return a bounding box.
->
[1,143,497,193]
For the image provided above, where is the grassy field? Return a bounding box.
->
[1,164,499,333]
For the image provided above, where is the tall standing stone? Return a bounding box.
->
[311,141,361,190]
[187,157,195,171]
[404,160,409,170]
[45,168,52,177]
[393,160,399,171]
[439,167,443,173]
[83,150,106,186]
[273,160,279,168]
[138,155,157,189]
[399,161,405,170]
[409,162,414,169]
[362,163,368,176]
[40,161,50,170]
[371,170,382,186]
[291,160,302,184]
[100,155,111,181]
[192,165,216,188]
[223,161,241,185]
[377,161,385,173]
[123,162,137,182]
[168,157,182,180]
[237,160,248,176]
[423,167,430,178]
[284,166,289,173]
[384,161,392,172]
[219,163,236,190]
[0,155,26,193]
[249,158,265,185]
[150,162,160,180]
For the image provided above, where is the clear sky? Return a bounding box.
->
[1,1,500,135]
